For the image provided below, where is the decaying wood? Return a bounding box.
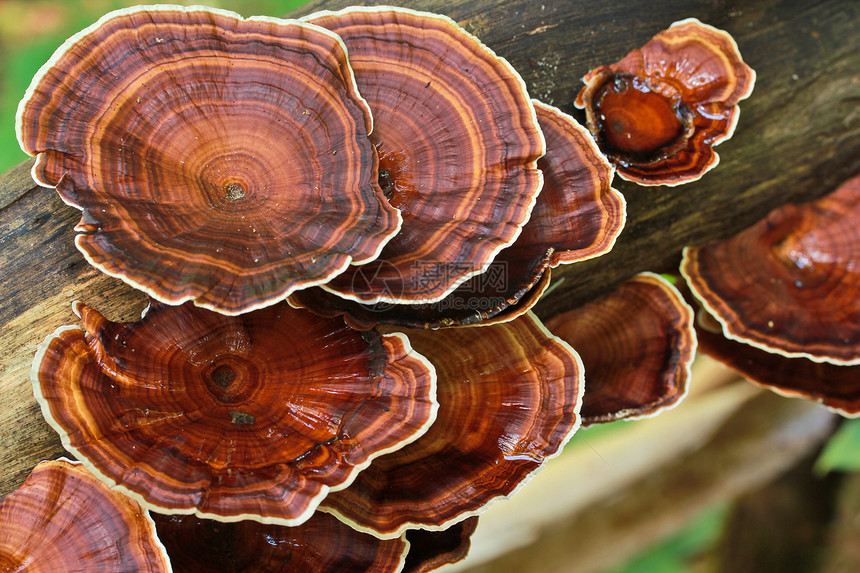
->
[1,0,857,498]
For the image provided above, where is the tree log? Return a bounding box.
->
[1,0,857,496]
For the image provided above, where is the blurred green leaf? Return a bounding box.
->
[607,504,727,573]
[814,418,860,475]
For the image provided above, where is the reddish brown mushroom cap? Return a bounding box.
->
[31,300,437,526]
[544,272,696,425]
[320,312,583,538]
[304,6,545,304]
[681,173,860,365]
[152,511,408,573]
[16,5,401,315]
[696,308,860,417]
[574,18,755,186]
[0,458,170,572]
[526,100,626,266]
[288,100,623,330]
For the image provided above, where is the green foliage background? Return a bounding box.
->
[0,0,310,174]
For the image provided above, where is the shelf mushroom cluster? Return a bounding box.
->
[681,173,860,417]
[9,3,758,571]
[10,4,649,571]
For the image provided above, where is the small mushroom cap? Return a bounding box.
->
[16,5,401,315]
[574,18,755,186]
[31,300,438,526]
[695,307,860,418]
[544,272,696,425]
[403,517,479,573]
[288,100,624,330]
[152,511,408,573]
[304,6,545,304]
[681,173,860,365]
[0,458,170,572]
[320,312,583,538]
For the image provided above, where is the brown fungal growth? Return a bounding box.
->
[695,307,860,417]
[288,249,555,330]
[152,511,408,573]
[0,458,170,572]
[574,18,755,186]
[289,100,624,330]
[31,300,437,526]
[403,517,479,573]
[320,312,583,537]
[544,273,696,425]
[681,173,860,365]
[521,100,626,266]
[303,6,545,304]
[16,5,401,315]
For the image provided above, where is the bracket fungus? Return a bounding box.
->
[152,511,409,573]
[16,5,402,315]
[290,100,624,330]
[31,300,437,526]
[681,173,860,365]
[694,307,860,417]
[319,312,583,538]
[303,6,545,304]
[574,18,755,186]
[544,273,696,425]
[0,458,170,572]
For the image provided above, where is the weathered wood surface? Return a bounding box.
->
[1,0,857,497]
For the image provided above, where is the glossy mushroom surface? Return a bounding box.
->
[403,517,479,573]
[545,273,696,425]
[320,312,583,538]
[304,6,545,304]
[16,5,401,315]
[695,308,860,418]
[153,511,408,573]
[32,300,437,526]
[0,458,170,572]
[289,100,624,330]
[681,173,860,365]
[522,100,626,266]
[574,18,755,185]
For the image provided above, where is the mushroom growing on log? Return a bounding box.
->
[545,272,696,425]
[681,173,860,364]
[303,6,545,304]
[319,312,583,538]
[32,300,437,525]
[16,5,401,315]
[682,173,860,416]
[289,99,624,330]
[575,18,755,186]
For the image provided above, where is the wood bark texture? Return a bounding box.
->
[1,0,858,498]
